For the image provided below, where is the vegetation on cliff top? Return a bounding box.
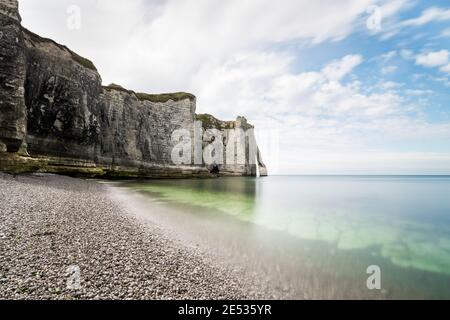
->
[104,83,131,93]
[136,92,195,103]
[196,114,235,130]
[70,51,97,71]
[104,84,196,103]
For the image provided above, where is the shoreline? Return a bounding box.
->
[0,172,269,300]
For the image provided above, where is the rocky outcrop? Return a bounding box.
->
[0,1,267,178]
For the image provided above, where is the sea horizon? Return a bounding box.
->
[261,174,450,177]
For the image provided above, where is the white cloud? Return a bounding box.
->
[376,0,412,19]
[400,7,450,27]
[381,65,398,74]
[380,50,397,61]
[322,55,363,81]
[377,6,450,40]
[203,53,407,120]
[276,56,405,119]
[400,49,414,60]
[441,64,450,74]
[414,50,450,76]
[432,76,450,87]
[440,27,450,38]
[19,0,407,93]
[416,50,449,67]
[379,81,402,90]
[196,53,404,121]
[405,89,433,96]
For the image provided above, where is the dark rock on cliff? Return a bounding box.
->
[0,0,267,178]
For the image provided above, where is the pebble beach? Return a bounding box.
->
[0,172,268,300]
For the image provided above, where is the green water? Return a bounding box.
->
[120,176,450,299]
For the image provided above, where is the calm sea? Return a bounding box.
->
[119,176,450,299]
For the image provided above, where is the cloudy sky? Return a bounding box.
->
[19,0,450,174]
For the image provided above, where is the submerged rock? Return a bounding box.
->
[0,1,267,178]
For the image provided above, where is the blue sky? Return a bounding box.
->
[19,0,450,174]
[279,1,450,172]
[301,1,450,126]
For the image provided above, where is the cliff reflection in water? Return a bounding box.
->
[126,177,259,221]
[120,176,450,299]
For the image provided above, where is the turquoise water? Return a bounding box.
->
[120,176,450,299]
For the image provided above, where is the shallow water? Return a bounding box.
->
[119,176,450,299]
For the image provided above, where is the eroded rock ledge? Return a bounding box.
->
[0,1,267,178]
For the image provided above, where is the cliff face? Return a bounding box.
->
[0,1,267,178]
[0,0,26,153]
